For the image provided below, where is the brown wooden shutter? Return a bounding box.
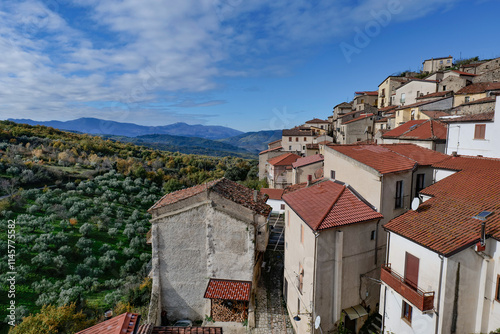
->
[404,252,419,289]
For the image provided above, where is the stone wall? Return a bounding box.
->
[473,67,500,83]
[438,76,469,93]
[454,101,496,115]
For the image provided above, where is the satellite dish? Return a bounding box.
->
[315,315,321,329]
[411,197,421,211]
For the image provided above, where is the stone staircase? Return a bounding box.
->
[360,313,382,334]
[267,213,285,252]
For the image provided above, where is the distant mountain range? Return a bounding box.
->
[8,117,243,140]
[8,118,282,157]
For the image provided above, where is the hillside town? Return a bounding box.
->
[71,56,500,334]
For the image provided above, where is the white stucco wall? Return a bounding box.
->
[266,198,285,213]
[394,81,437,106]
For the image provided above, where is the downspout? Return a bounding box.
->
[435,254,444,334]
[374,220,380,265]
[312,231,319,334]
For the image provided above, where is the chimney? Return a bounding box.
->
[480,221,486,247]
[307,175,312,187]
[452,151,458,157]
[253,190,258,202]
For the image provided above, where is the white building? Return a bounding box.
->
[443,96,499,158]
[380,155,500,334]
[393,79,438,107]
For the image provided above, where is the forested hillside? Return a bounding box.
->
[0,121,265,333]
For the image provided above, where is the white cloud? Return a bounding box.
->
[0,0,462,125]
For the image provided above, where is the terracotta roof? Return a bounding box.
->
[416,91,453,100]
[334,102,352,109]
[267,153,301,166]
[423,55,452,61]
[259,146,282,155]
[204,279,251,301]
[327,144,448,174]
[343,113,374,125]
[461,62,484,68]
[292,154,324,168]
[260,188,284,200]
[268,139,282,146]
[305,118,330,124]
[459,96,496,106]
[385,156,500,256]
[382,120,447,141]
[442,112,494,123]
[282,128,314,136]
[152,327,223,334]
[283,178,324,195]
[338,110,359,118]
[149,178,271,217]
[283,180,382,231]
[395,97,450,110]
[137,324,153,334]
[420,110,450,119]
[355,91,379,96]
[456,82,500,94]
[76,313,140,334]
[378,105,398,113]
[306,143,319,150]
[375,117,391,123]
[451,70,477,76]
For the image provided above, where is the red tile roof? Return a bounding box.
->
[306,143,319,150]
[395,97,450,110]
[282,128,314,136]
[204,279,251,301]
[382,120,447,141]
[378,105,398,113]
[283,180,382,231]
[152,327,223,334]
[459,96,496,106]
[385,156,500,256]
[267,139,282,146]
[420,110,450,119]
[355,91,379,96]
[451,70,477,76]
[283,178,324,195]
[456,82,500,94]
[442,112,494,123]
[259,146,282,155]
[260,188,284,200]
[327,144,448,174]
[267,153,301,166]
[76,313,140,334]
[416,91,453,100]
[343,113,374,125]
[292,154,324,168]
[305,118,330,124]
[149,178,271,217]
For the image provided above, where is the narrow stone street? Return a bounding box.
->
[253,250,294,334]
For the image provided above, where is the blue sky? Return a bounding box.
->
[0,0,499,132]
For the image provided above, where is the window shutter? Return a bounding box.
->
[404,252,419,289]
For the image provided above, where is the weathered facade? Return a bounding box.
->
[422,56,453,73]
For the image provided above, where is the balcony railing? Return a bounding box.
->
[381,264,434,312]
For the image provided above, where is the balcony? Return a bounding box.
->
[381,264,434,312]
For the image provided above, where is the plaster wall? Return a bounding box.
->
[394,81,437,107]
[293,161,323,184]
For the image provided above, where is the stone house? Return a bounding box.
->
[381,119,447,153]
[340,113,376,144]
[415,90,454,103]
[258,145,283,180]
[283,179,383,334]
[437,70,476,93]
[282,127,317,155]
[393,79,438,107]
[303,118,331,133]
[352,91,378,111]
[453,97,496,115]
[454,82,500,108]
[380,155,500,334]
[394,97,453,126]
[259,188,285,214]
[147,178,271,330]
[374,115,395,133]
[443,99,498,158]
[422,55,453,73]
[267,152,301,188]
[333,102,353,120]
[377,76,411,108]
[291,154,324,184]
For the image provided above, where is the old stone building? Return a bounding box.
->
[147,178,271,331]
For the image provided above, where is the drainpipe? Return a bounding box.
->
[374,220,380,265]
[435,254,444,334]
[312,231,319,334]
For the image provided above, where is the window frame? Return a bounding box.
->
[474,124,486,140]
[495,275,500,302]
[402,301,412,324]
[415,173,425,194]
[395,180,404,209]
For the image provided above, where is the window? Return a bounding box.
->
[296,137,299,142]
[330,170,336,179]
[404,252,419,290]
[382,88,385,96]
[280,204,285,210]
[289,137,292,141]
[289,145,292,150]
[395,180,404,208]
[402,301,412,324]
[303,137,307,141]
[302,146,305,150]
[320,125,324,129]
[447,59,451,63]
[401,93,406,104]
[442,85,446,91]
[415,173,425,194]
[474,124,486,139]
[495,275,500,302]
[416,91,420,98]
[465,96,470,103]
[381,124,384,129]
[439,60,443,64]
[370,230,376,240]
[300,224,304,244]
[361,98,365,104]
